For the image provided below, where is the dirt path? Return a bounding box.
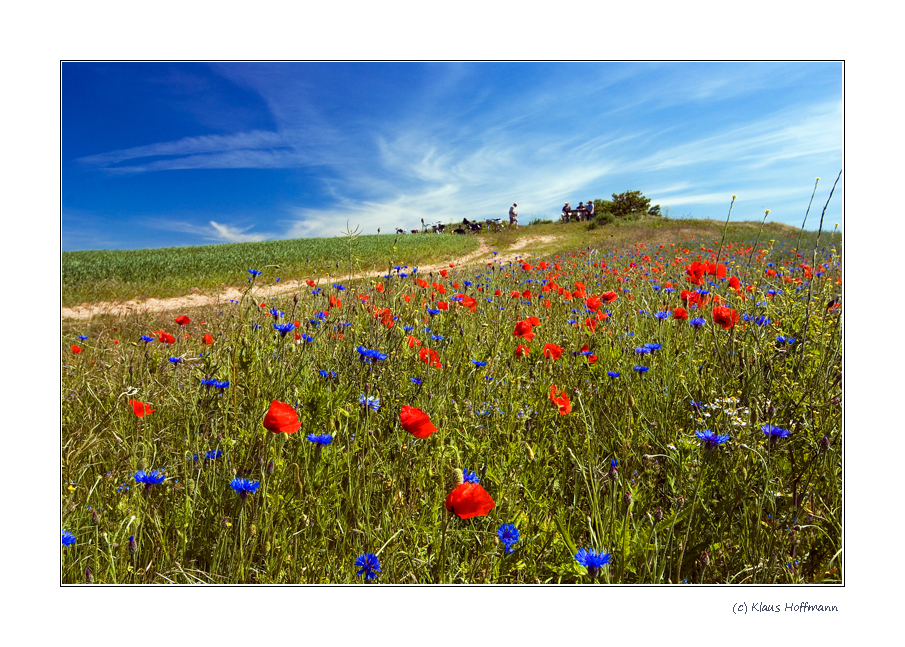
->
[61,235,562,320]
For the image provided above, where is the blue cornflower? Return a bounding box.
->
[356,346,387,363]
[497,523,520,555]
[359,395,381,412]
[654,311,668,320]
[319,369,337,379]
[411,377,423,385]
[214,380,230,390]
[426,308,441,316]
[78,334,88,340]
[141,335,154,342]
[776,335,796,344]
[168,356,182,364]
[273,322,295,336]
[432,334,445,341]
[251,323,261,330]
[270,308,284,319]
[402,326,413,332]
[62,530,76,547]
[762,424,791,439]
[696,430,730,450]
[574,548,612,576]
[635,347,651,355]
[307,433,333,445]
[689,317,706,328]
[355,552,381,581]
[201,378,217,387]
[755,316,771,326]
[463,280,472,287]
[248,269,262,276]
[607,371,620,378]
[230,478,260,498]
[690,400,703,409]
[333,283,346,291]
[644,343,662,352]
[205,449,222,460]
[633,366,649,373]
[462,469,480,484]
[134,470,165,488]
[472,360,487,367]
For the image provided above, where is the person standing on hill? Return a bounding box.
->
[509,203,519,230]
[586,199,595,221]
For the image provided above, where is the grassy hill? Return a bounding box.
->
[62,218,838,308]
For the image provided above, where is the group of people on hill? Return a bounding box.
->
[505,200,595,230]
[561,200,595,222]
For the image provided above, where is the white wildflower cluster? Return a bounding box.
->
[692,396,750,428]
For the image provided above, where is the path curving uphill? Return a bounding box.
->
[61,236,561,320]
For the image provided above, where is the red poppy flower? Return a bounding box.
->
[440,269,448,278]
[706,262,727,279]
[580,343,597,364]
[673,307,688,320]
[457,294,477,312]
[543,299,552,308]
[680,290,701,308]
[329,295,342,308]
[158,332,176,344]
[728,276,741,291]
[549,384,572,415]
[407,335,422,349]
[586,295,602,311]
[685,261,707,285]
[419,347,442,369]
[306,279,316,287]
[542,343,564,360]
[400,405,437,439]
[174,315,191,326]
[202,334,214,344]
[129,399,155,417]
[515,344,530,358]
[600,291,618,303]
[513,320,536,342]
[263,400,301,434]
[562,290,573,300]
[376,283,384,293]
[437,301,449,310]
[494,288,502,296]
[510,290,521,299]
[71,345,83,353]
[712,306,739,330]
[521,263,533,271]
[527,316,541,326]
[445,482,496,519]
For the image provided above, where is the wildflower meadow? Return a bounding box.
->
[61,216,842,584]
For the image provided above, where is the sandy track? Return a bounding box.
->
[61,235,561,320]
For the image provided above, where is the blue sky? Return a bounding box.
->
[62,62,842,251]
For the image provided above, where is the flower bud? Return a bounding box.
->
[653,506,663,523]
[676,495,685,509]
[128,535,137,556]
[623,491,633,506]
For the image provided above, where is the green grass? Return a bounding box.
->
[62,231,480,308]
[61,222,842,584]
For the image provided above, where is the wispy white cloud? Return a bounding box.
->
[145,218,272,243]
